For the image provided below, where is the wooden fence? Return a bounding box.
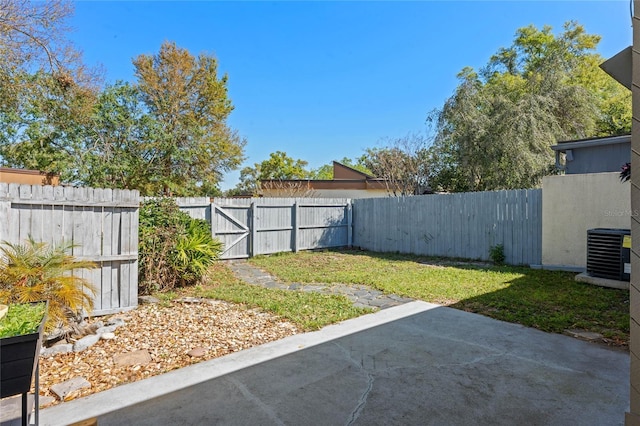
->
[175,197,352,259]
[352,189,542,265]
[0,184,140,315]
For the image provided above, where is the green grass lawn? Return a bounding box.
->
[249,249,630,345]
[173,262,370,331]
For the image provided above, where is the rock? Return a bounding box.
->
[101,332,115,340]
[42,343,73,356]
[139,295,160,304]
[50,377,91,400]
[187,347,206,357]
[105,317,126,328]
[175,297,202,303]
[73,333,101,352]
[95,325,117,335]
[113,349,152,367]
[38,395,56,408]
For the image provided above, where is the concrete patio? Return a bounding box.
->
[40,301,629,426]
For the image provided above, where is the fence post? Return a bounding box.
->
[293,201,299,252]
[209,202,215,239]
[347,202,353,248]
[250,201,257,257]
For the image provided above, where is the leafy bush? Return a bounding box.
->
[171,219,223,286]
[489,244,506,265]
[0,238,97,331]
[139,198,223,294]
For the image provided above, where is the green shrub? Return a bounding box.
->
[171,219,223,286]
[139,198,222,294]
[489,244,506,265]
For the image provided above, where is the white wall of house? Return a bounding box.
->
[309,189,389,199]
[542,172,630,270]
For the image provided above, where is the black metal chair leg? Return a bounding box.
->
[21,392,27,426]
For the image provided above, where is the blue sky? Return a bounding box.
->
[69,1,632,190]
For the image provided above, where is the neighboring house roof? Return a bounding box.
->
[0,168,60,186]
[550,134,630,175]
[260,162,388,194]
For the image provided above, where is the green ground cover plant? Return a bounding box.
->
[0,302,46,338]
[249,250,630,344]
[171,262,370,331]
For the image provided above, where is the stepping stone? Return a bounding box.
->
[139,295,160,304]
[175,297,202,303]
[50,377,91,400]
[187,347,206,357]
[113,349,152,367]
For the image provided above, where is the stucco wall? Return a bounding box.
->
[310,189,388,199]
[542,172,630,270]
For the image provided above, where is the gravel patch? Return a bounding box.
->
[37,300,299,407]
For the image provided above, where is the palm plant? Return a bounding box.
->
[0,238,97,331]
[171,219,223,286]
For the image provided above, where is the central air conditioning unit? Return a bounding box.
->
[586,228,631,281]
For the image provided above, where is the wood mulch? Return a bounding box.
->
[37,300,300,407]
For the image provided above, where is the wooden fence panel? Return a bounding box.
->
[352,189,542,265]
[0,184,140,315]
[177,198,352,259]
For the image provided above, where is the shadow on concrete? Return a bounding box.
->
[41,302,629,426]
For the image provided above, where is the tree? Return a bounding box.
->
[232,151,310,196]
[428,22,631,192]
[132,41,245,196]
[80,81,161,190]
[0,71,97,182]
[361,133,430,196]
[0,0,100,180]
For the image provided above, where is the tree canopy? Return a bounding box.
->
[0,12,245,196]
[0,0,101,182]
[361,134,430,196]
[428,21,631,192]
[231,151,310,196]
[130,41,245,196]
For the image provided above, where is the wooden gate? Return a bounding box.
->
[177,198,353,260]
[212,202,251,259]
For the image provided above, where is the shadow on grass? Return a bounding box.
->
[259,248,630,345]
[450,271,629,345]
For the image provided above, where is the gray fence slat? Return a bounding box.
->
[0,184,139,316]
[349,190,542,265]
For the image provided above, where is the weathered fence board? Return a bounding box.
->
[0,184,140,315]
[352,189,542,265]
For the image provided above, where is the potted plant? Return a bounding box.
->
[1,301,48,426]
[0,301,48,399]
[0,238,95,425]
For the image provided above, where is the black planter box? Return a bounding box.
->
[0,302,47,399]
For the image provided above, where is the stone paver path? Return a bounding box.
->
[227,260,413,310]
